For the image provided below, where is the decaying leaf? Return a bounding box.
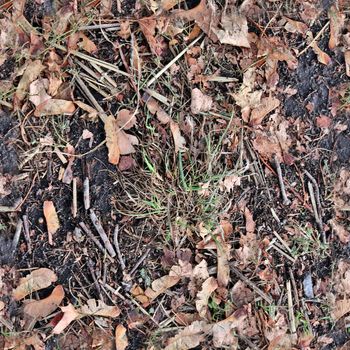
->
[330,219,350,244]
[4,333,45,350]
[310,41,331,65]
[217,241,230,288]
[284,17,308,35]
[34,99,76,117]
[53,299,120,334]
[196,277,218,318]
[250,95,280,125]
[75,100,99,121]
[80,299,121,318]
[52,303,80,334]
[328,5,345,50]
[115,324,128,350]
[164,320,211,350]
[345,51,350,77]
[170,121,186,153]
[143,94,171,124]
[145,275,181,301]
[43,200,60,245]
[190,88,213,114]
[14,60,45,108]
[219,174,241,192]
[116,109,137,130]
[29,78,51,107]
[212,313,242,348]
[13,268,57,300]
[105,115,121,165]
[24,285,64,320]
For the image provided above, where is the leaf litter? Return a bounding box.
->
[0,0,350,349]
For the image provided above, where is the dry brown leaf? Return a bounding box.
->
[219,174,241,192]
[100,0,112,16]
[164,320,211,350]
[105,115,120,165]
[196,277,218,318]
[170,121,186,153]
[311,41,331,65]
[217,241,230,288]
[130,284,151,306]
[24,285,64,320]
[144,95,171,124]
[145,275,181,301]
[212,313,242,348]
[29,78,51,107]
[43,200,60,245]
[52,303,79,334]
[115,324,128,350]
[214,9,250,48]
[250,95,280,125]
[118,20,131,39]
[230,281,254,307]
[80,299,121,317]
[4,333,44,350]
[116,109,137,130]
[345,51,350,77]
[284,17,308,35]
[190,88,213,114]
[139,17,166,56]
[328,5,345,50]
[118,130,138,155]
[14,60,45,108]
[332,299,350,321]
[52,5,74,35]
[75,101,99,121]
[13,268,57,301]
[330,219,350,244]
[34,99,76,117]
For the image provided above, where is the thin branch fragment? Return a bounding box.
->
[274,155,291,206]
[89,209,116,257]
[113,225,126,270]
[11,218,23,253]
[22,215,32,254]
[83,177,90,210]
[129,248,151,276]
[287,280,296,334]
[72,177,77,218]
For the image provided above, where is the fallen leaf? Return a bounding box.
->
[328,5,345,50]
[118,156,136,171]
[4,333,45,350]
[52,303,80,334]
[24,285,64,320]
[214,8,250,48]
[143,94,171,124]
[196,277,218,318]
[105,115,120,165]
[80,299,121,318]
[220,174,241,192]
[34,99,76,117]
[139,17,167,56]
[190,88,213,114]
[212,313,242,348]
[115,324,128,350]
[311,41,331,65]
[330,219,350,244]
[170,121,186,153]
[118,130,138,155]
[14,60,45,108]
[29,78,51,107]
[230,281,254,307]
[345,51,350,77]
[145,275,181,301]
[316,115,332,128]
[116,109,137,130]
[75,100,99,121]
[250,95,280,125]
[100,0,112,16]
[284,17,308,35]
[118,20,131,39]
[43,200,60,245]
[164,320,211,350]
[13,268,57,300]
[217,241,230,288]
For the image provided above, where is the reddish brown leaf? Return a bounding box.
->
[115,324,128,350]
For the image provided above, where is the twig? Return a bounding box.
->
[22,215,32,254]
[79,222,114,263]
[89,209,116,257]
[113,225,126,270]
[229,264,273,304]
[288,268,300,308]
[272,231,293,255]
[146,34,204,87]
[287,280,296,334]
[297,21,329,57]
[83,177,90,210]
[72,177,77,218]
[238,334,259,350]
[100,280,159,326]
[274,155,291,206]
[11,218,23,253]
[129,248,151,276]
[80,23,120,30]
[87,258,104,302]
[267,241,296,263]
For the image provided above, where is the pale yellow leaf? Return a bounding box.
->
[105,115,120,165]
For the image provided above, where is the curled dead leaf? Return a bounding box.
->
[34,99,76,117]
[24,285,64,320]
[43,200,60,245]
[190,88,213,114]
[170,121,186,153]
[115,324,128,350]
[116,109,137,130]
[145,275,181,301]
[29,78,51,107]
[80,299,121,318]
[13,268,57,301]
[196,277,218,318]
[52,303,79,334]
[105,115,120,165]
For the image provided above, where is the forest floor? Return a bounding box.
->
[0,0,350,349]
